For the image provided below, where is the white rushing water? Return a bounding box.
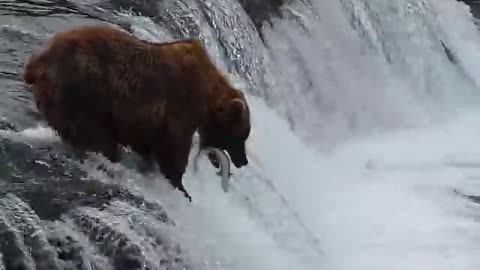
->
[11,0,480,268]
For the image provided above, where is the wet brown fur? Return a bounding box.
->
[23,25,251,201]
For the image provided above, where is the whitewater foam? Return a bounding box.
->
[234,97,480,270]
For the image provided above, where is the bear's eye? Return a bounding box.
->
[233,125,250,142]
[214,103,226,115]
[228,132,244,145]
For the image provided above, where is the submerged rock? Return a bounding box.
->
[0,127,189,269]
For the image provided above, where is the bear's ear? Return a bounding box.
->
[228,98,246,122]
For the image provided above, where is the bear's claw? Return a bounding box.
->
[176,184,192,202]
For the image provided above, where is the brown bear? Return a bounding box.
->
[23,24,251,201]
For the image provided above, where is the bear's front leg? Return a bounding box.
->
[154,131,194,202]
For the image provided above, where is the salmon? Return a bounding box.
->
[193,147,232,192]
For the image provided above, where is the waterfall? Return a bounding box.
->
[1,0,480,269]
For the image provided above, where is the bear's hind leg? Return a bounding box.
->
[130,145,156,174]
[91,127,121,163]
[69,120,121,163]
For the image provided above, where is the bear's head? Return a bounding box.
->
[200,91,251,168]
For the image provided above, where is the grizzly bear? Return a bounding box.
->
[23,25,251,201]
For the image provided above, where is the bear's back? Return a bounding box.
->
[33,24,238,115]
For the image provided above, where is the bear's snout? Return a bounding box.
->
[230,151,248,168]
[232,156,248,168]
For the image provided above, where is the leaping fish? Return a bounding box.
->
[193,147,232,192]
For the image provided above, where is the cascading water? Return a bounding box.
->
[1,0,480,269]
[262,0,480,147]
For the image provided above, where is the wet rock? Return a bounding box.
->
[0,132,187,269]
[458,0,480,19]
[238,0,288,31]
